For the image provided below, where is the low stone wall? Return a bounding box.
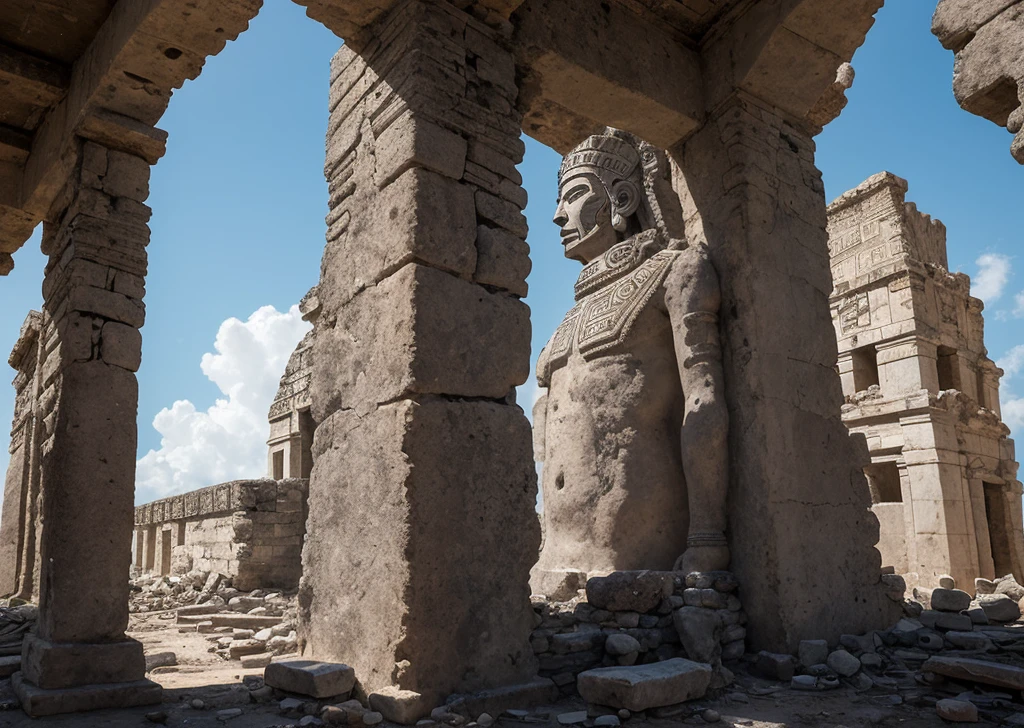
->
[134,478,307,591]
[530,570,745,693]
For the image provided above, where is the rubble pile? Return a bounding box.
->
[130,570,299,667]
[531,571,745,696]
[745,574,1024,724]
[0,604,36,678]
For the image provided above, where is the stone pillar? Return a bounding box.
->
[671,95,899,651]
[299,0,539,714]
[12,139,161,716]
[901,412,976,587]
[0,312,43,600]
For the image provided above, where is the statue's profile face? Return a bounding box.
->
[553,172,618,264]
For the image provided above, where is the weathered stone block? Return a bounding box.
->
[313,263,530,415]
[264,660,355,699]
[100,321,142,371]
[103,150,151,202]
[576,659,712,711]
[586,571,674,613]
[374,113,468,188]
[475,225,530,297]
[302,398,539,703]
[923,655,1024,691]
[323,167,477,302]
[368,687,433,724]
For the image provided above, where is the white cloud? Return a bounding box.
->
[1014,291,1024,319]
[135,305,311,504]
[972,253,1013,304]
[996,344,1024,433]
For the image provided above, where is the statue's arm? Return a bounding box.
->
[533,346,551,463]
[664,245,730,556]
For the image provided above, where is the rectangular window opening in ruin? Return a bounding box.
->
[864,461,902,503]
[176,521,186,547]
[937,346,961,392]
[851,344,880,392]
[983,482,1014,578]
[976,367,987,408]
[272,449,285,480]
[145,526,157,571]
[160,529,172,576]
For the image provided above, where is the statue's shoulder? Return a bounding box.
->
[537,344,551,387]
[663,240,720,312]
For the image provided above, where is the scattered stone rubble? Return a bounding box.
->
[0,604,35,679]
[131,570,299,669]
[530,571,745,695]
[739,574,1024,724]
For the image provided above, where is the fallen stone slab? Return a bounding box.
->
[369,687,433,724]
[577,658,711,711]
[922,656,1024,691]
[586,571,674,613]
[931,588,972,613]
[210,614,281,630]
[265,660,356,699]
[976,593,1021,623]
[176,604,222,619]
[241,652,274,669]
[145,652,177,671]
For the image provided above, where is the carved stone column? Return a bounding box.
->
[0,312,43,600]
[12,139,161,716]
[672,94,900,651]
[299,0,541,716]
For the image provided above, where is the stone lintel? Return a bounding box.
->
[512,0,703,152]
[12,672,161,718]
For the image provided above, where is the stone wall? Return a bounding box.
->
[134,478,307,592]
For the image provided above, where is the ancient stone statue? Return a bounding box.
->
[532,130,729,596]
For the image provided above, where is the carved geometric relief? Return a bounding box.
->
[839,292,871,333]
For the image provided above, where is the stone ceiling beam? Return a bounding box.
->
[703,0,882,128]
[512,0,704,153]
[0,43,70,112]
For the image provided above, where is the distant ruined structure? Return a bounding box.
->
[266,330,314,481]
[828,172,1024,591]
[128,326,317,589]
[0,313,43,603]
[131,479,307,591]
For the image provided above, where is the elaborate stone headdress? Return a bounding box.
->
[558,128,685,242]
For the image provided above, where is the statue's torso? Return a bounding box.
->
[533,234,690,583]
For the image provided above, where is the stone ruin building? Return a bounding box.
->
[0,313,43,604]
[827,172,1024,592]
[131,479,308,590]
[0,0,1021,720]
[267,327,315,482]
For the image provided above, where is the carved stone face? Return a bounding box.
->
[553,172,618,264]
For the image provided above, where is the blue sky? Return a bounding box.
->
[0,0,1020,505]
